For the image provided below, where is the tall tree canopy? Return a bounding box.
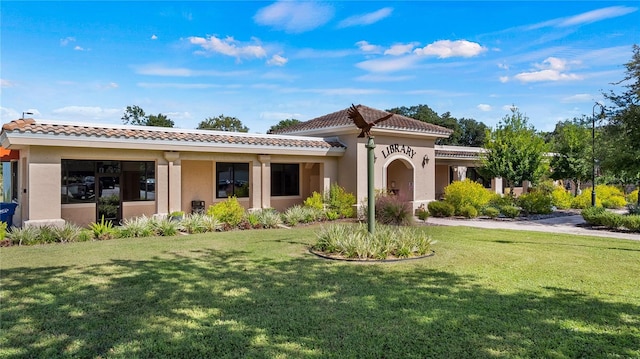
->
[121,105,174,127]
[198,115,249,132]
[268,119,301,133]
[548,118,592,195]
[481,108,548,194]
[601,44,640,203]
[387,104,487,146]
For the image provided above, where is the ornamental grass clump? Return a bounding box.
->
[119,215,157,238]
[313,223,434,260]
[374,193,414,226]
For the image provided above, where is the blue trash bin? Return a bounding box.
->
[1,202,18,228]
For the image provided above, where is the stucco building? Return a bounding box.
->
[1,105,499,228]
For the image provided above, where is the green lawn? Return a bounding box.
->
[1,225,639,358]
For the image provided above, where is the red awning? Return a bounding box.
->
[1,147,19,161]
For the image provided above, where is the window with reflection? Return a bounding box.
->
[61,160,155,203]
[216,163,249,198]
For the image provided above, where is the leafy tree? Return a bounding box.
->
[198,115,249,132]
[548,119,592,195]
[121,105,174,128]
[121,105,147,126]
[147,113,175,127]
[481,108,548,195]
[387,105,487,146]
[268,118,301,133]
[602,44,640,205]
[457,117,488,147]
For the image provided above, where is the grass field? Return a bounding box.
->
[1,225,639,358]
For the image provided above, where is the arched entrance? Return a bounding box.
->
[385,158,414,201]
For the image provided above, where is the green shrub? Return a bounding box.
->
[328,185,356,218]
[252,208,282,229]
[572,191,601,209]
[119,215,157,238]
[207,196,246,228]
[7,226,40,246]
[597,185,626,209]
[0,222,6,241]
[416,205,429,221]
[459,204,478,219]
[427,201,455,217]
[551,186,572,209]
[500,205,520,218]
[533,180,556,195]
[581,206,606,226]
[483,206,500,219]
[489,194,515,208]
[518,191,553,215]
[600,211,624,229]
[622,215,640,232]
[444,179,493,215]
[53,222,84,242]
[89,216,116,240]
[303,185,356,218]
[303,192,324,210]
[375,194,414,226]
[627,189,638,205]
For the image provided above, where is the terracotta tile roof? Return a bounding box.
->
[1,119,346,150]
[435,146,483,159]
[271,104,454,136]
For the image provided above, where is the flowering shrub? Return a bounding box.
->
[207,196,245,228]
[597,185,627,209]
[444,179,493,215]
[551,186,572,209]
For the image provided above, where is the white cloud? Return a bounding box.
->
[267,54,288,66]
[338,7,393,28]
[254,1,334,33]
[97,82,119,90]
[477,104,492,111]
[497,62,509,70]
[356,74,413,82]
[502,104,518,112]
[499,76,509,83]
[1,79,14,88]
[137,82,221,89]
[414,40,486,58]
[189,35,267,60]
[73,46,85,51]
[356,41,382,53]
[384,43,418,56]
[562,94,593,103]
[60,37,75,46]
[259,111,303,122]
[356,56,420,73]
[514,57,582,83]
[52,106,122,120]
[134,64,250,77]
[151,34,158,40]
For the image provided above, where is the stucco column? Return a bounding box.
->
[164,152,181,213]
[492,177,503,194]
[453,166,467,181]
[257,155,270,209]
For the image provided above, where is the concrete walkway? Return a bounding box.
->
[424,214,640,241]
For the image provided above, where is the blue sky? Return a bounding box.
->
[1,1,638,134]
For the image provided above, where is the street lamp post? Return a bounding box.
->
[592,103,605,207]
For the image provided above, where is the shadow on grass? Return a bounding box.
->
[491,239,640,252]
[2,248,639,358]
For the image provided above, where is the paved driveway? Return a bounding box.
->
[425,214,640,241]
